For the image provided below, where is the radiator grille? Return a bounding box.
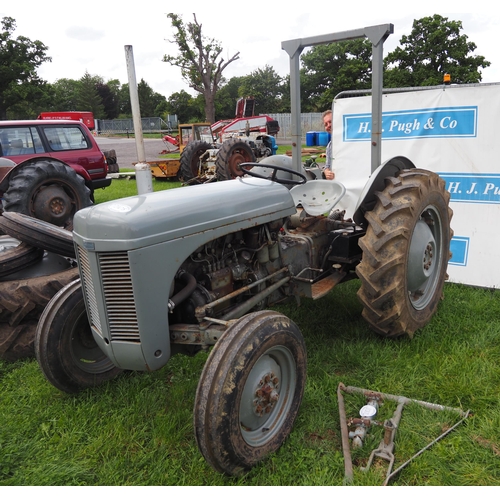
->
[77,246,140,343]
[77,245,101,333]
[99,252,140,342]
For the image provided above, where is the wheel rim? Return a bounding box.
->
[239,345,296,447]
[31,183,77,226]
[69,309,116,374]
[227,148,253,178]
[408,205,443,310]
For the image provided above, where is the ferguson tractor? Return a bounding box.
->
[33,24,453,476]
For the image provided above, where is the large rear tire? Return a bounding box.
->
[179,140,213,183]
[2,160,93,230]
[194,310,306,475]
[215,138,256,181]
[356,169,453,338]
[35,279,122,393]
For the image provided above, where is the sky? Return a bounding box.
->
[2,1,500,101]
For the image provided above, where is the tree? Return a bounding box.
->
[385,15,491,87]
[238,65,286,114]
[166,89,199,123]
[300,39,373,112]
[137,79,167,117]
[163,13,240,123]
[75,72,105,118]
[0,17,52,119]
[96,80,119,119]
[215,76,245,120]
[50,78,79,111]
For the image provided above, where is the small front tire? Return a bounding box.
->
[35,279,122,393]
[194,310,306,475]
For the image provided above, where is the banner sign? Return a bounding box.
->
[343,107,478,141]
[331,84,500,288]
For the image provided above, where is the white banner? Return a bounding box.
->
[331,84,500,288]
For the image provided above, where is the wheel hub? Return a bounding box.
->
[253,371,280,417]
[228,152,250,177]
[408,218,436,293]
[33,185,73,225]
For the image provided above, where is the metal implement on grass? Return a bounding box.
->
[338,383,470,485]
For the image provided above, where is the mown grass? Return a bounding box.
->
[1,175,499,486]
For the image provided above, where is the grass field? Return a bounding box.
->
[1,172,499,487]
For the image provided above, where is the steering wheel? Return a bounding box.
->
[239,162,307,186]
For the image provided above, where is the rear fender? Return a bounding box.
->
[353,156,416,225]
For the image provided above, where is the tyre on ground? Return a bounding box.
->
[0,266,79,361]
[0,236,44,278]
[194,310,307,475]
[0,212,75,259]
[35,279,122,393]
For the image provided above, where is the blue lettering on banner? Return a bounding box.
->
[438,173,500,204]
[343,106,477,141]
[449,237,469,266]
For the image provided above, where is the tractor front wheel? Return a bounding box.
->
[35,279,122,393]
[356,169,453,338]
[194,310,306,475]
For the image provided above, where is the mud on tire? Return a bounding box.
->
[0,266,79,361]
[356,169,453,338]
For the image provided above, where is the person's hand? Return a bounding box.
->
[324,169,335,180]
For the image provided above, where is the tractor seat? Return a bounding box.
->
[290,180,346,216]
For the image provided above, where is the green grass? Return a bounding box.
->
[1,176,499,486]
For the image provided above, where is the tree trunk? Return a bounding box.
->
[204,89,216,124]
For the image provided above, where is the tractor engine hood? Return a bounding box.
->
[73,177,296,251]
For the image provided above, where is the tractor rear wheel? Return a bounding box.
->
[194,310,306,475]
[35,279,122,393]
[2,160,93,230]
[215,138,256,181]
[179,140,213,183]
[356,169,453,338]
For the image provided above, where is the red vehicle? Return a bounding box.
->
[0,119,111,229]
[37,111,95,131]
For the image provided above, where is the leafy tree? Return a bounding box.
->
[0,17,52,119]
[300,39,373,112]
[163,13,240,123]
[385,14,491,87]
[50,78,79,111]
[166,89,197,123]
[215,75,246,120]
[96,80,119,119]
[238,65,286,114]
[137,78,167,117]
[75,72,105,118]
[117,82,131,117]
